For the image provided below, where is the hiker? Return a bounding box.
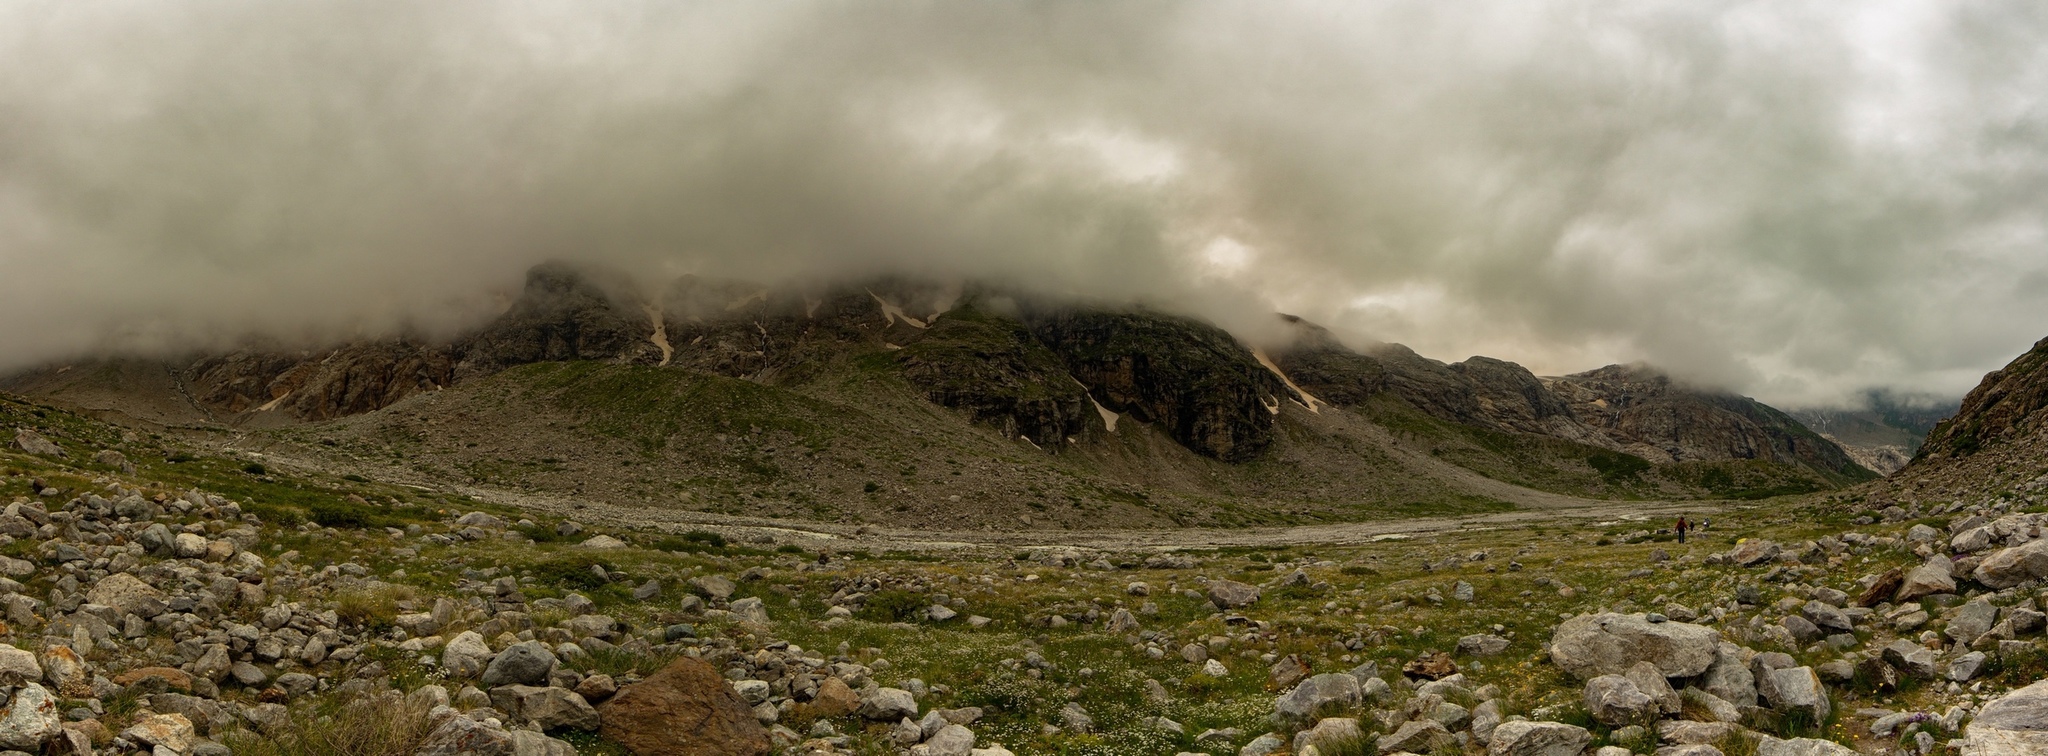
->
[1676,516,1690,544]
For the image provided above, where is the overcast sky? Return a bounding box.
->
[3,1,2046,408]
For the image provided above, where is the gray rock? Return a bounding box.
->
[1760,667,1829,723]
[1949,651,1990,682]
[1273,673,1361,728]
[1947,599,1999,645]
[1896,556,1956,602]
[12,429,64,458]
[926,724,976,756]
[1472,699,1504,745]
[1753,736,1858,756]
[1237,733,1285,756]
[1549,613,1722,679]
[1974,541,2048,589]
[689,575,737,600]
[1700,643,1757,706]
[858,687,918,721]
[1378,719,1451,754]
[1059,702,1095,733]
[730,597,770,624]
[1207,579,1262,609]
[441,631,492,679]
[1584,675,1658,726]
[1486,720,1591,756]
[489,685,599,731]
[1626,661,1681,715]
[1294,718,1363,754]
[0,683,60,750]
[1883,639,1938,678]
[481,641,558,687]
[1800,601,1852,633]
[1458,634,1512,657]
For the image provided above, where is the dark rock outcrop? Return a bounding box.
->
[188,342,454,421]
[897,304,1091,447]
[1267,316,1387,407]
[1553,365,1872,478]
[452,261,659,379]
[1919,337,2048,460]
[1028,309,1283,462]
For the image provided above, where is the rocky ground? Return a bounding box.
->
[3,397,2048,756]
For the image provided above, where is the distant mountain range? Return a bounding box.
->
[1790,391,1957,475]
[3,262,1890,527]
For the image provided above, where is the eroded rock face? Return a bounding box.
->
[597,657,770,756]
[1028,309,1283,462]
[1548,613,1721,680]
[1920,336,2048,460]
[897,305,1092,448]
[454,261,659,379]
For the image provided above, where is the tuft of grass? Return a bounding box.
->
[223,690,439,756]
[333,585,412,631]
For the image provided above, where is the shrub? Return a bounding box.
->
[530,557,614,591]
[859,589,928,623]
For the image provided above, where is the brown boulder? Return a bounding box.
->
[597,657,769,756]
[805,676,859,719]
[113,668,194,692]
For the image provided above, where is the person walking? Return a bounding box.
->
[1676,516,1690,544]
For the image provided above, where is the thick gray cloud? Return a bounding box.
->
[2,1,2046,408]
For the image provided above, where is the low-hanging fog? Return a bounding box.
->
[4,1,2047,409]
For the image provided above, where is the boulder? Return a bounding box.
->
[1626,661,1681,715]
[1458,634,1512,657]
[442,631,492,679]
[1947,600,2000,645]
[1549,613,1722,679]
[1754,736,1858,756]
[858,688,919,721]
[12,429,64,457]
[1895,556,1956,601]
[926,724,976,756]
[481,641,558,687]
[1294,718,1363,754]
[0,647,38,682]
[1584,675,1658,726]
[1487,720,1592,756]
[1882,639,1938,678]
[597,657,770,756]
[1759,667,1828,722]
[1974,541,2048,589]
[1377,719,1451,754]
[1728,540,1780,567]
[1207,579,1262,610]
[729,597,770,624]
[1700,643,1757,706]
[1963,679,2048,755]
[1273,673,1361,728]
[0,682,59,750]
[86,573,169,618]
[119,713,195,754]
[490,685,600,731]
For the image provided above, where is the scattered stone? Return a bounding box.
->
[597,657,770,756]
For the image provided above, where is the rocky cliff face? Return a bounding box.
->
[187,342,455,421]
[1549,365,1871,478]
[452,261,661,379]
[1919,337,2048,461]
[896,304,1092,448]
[1028,309,1285,463]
